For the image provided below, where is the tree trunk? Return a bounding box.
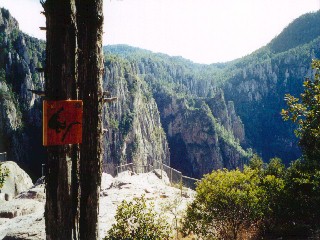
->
[42,0,80,239]
[76,0,104,239]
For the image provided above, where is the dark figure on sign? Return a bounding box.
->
[62,121,81,142]
[48,107,66,133]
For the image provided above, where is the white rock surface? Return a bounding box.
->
[0,213,45,240]
[0,170,195,240]
[16,177,45,203]
[99,171,195,238]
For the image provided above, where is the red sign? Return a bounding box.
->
[43,100,83,146]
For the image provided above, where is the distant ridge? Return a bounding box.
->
[268,10,320,54]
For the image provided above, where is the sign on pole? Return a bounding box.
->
[43,100,83,146]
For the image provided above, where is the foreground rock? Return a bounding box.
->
[0,172,44,240]
[0,170,195,239]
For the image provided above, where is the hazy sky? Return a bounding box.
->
[0,0,319,64]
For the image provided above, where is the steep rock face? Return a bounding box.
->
[154,90,249,178]
[105,47,250,177]
[3,8,318,179]
[0,8,45,177]
[0,8,18,35]
[103,57,170,174]
[205,89,245,145]
[106,10,320,166]
[1,9,170,179]
[135,58,249,177]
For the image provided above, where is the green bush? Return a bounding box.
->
[283,160,320,226]
[182,154,289,240]
[182,152,320,239]
[104,195,171,240]
[182,167,270,239]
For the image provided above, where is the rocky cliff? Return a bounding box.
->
[0,8,252,179]
[103,56,170,174]
[0,8,45,178]
[104,47,250,177]
[0,8,171,178]
[153,89,248,177]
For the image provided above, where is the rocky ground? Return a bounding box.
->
[0,162,195,240]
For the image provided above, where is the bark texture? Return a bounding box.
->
[76,0,104,239]
[42,0,80,239]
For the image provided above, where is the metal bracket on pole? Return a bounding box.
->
[27,89,46,97]
[103,97,117,103]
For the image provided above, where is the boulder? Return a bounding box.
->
[0,161,33,200]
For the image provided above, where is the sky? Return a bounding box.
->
[0,0,320,64]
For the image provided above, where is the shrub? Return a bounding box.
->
[0,163,9,189]
[182,168,269,240]
[104,195,171,240]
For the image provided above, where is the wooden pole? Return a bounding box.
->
[42,0,80,239]
[76,0,104,239]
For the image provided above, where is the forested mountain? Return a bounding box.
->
[1,7,320,178]
[222,11,320,162]
[106,10,320,166]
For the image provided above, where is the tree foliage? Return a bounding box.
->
[181,155,318,239]
[182,162,286,239]
[104,195,171,240]
[282,59,320,162]
[278,59,320,235]
[277,159,320,230]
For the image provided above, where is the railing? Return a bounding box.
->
[104,160,200,190]
[159,161,199,190]
[182,175,199,190]
[160,161,183,186]
[116,163,155,175]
